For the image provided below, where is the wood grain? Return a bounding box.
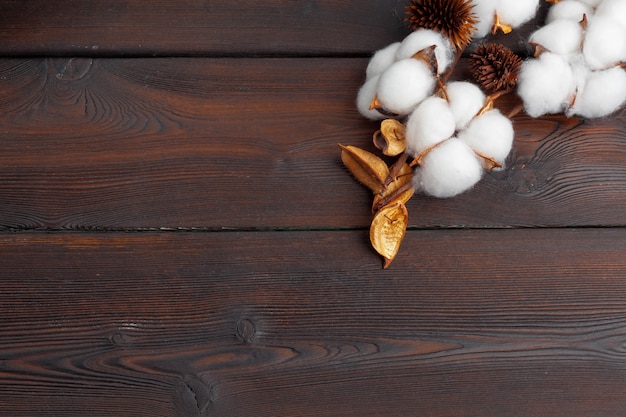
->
[0,0,550,57]
[2,229,626,416]
[0,58,625,230]
[0,0,408,57]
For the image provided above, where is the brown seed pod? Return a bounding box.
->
[370,201,409,268]
[469,43,522,94]
[339,144,389,194]
[373,119,407,157]
[372,163,415,213]
[405,0,477,50]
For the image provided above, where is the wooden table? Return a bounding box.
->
[1,1,626,415]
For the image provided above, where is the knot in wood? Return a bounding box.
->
[236,318,256,343]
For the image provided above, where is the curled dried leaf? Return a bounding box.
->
[370,202,409,268]
[373,162,415,213]
[339,144,390,194]
[373,119,407,157]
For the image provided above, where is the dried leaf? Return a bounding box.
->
[372,163,415,212]
[370,202,408,268]
[339,144,390,194]
[373,119,407,157]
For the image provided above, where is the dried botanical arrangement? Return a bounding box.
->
[341,0,626,268]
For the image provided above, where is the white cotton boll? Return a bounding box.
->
[546,1,593,23]
[595,0,626,27]
[583,16,626,70]
[458,109,514,166]
[375,58,436,116]
[395,29,454,74]
[569,53,590,94]
[415,139,483,198]
[405,96,456,157]
[445,81,486,130]
[356,75,386,120]
[578,0,604,7]
[529,19,584,56]
[517,52,575,117]
[568,66,626,118]
[471,0,498,38]
[495,0,540,28]
[366,42,401,80]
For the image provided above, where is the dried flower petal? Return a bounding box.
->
[373,119,407,156]
[469,43,522,94]
[339,144,389,194]
[405,0,477,50]
[370,202,408,268]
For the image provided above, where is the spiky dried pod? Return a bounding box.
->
[405,0,477,50]
[469,43,522,95]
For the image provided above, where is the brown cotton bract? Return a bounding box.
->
[469,43,523,95]
[405,0,477,50]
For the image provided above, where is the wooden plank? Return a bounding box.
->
[0,0,408,56]
[0,58,625,230]
[2,229,626,416]
[0,0,550,57]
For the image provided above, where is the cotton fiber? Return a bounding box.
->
[529,19,584,56]
[366,42,401,80]
[583,16,626,70]
[458,109,514,166]
[595,0,626,27]
[495,0,540,30]
[578,0,605,7]
[395,29,454,74]
[415,139,484,198]
[445,81,486,130]
[471,0,499,38]
[546,0,592,23]
[375,58,437,116]
[568,66,626,118]
[518,52,575,117]
[405,96,456,157]
[357,76,386,120]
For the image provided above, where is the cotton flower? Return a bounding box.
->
[494,0,540,31]
[567,66,626,118]
[595,0,626,27]
[582,16,626,70]
[414,138,484,198]
[445,81,486,129]
[458,109,514,166]
[405,95,456,157]
[546,0,592,23]
[471,0,539,38]
[577,0,605,8]
[471,0,498,38]
[357,75,386,120]
[529,18,584,56]
[517,52,575,117]
[395,29,454,74]
[374,58,437,116]
[366,42,401,80]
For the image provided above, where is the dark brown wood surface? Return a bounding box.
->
[1,1,626,416]
[3,229,626,417]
